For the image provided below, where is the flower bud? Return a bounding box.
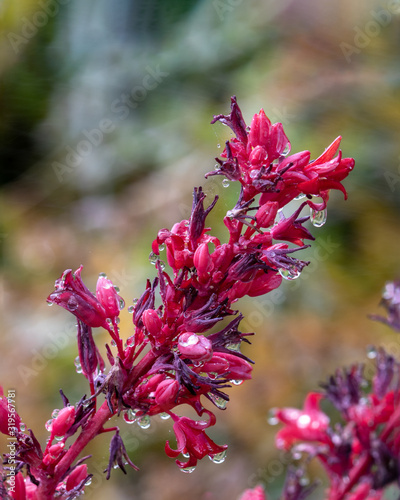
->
[178,333,213,362]
[249,109,271,148]
[155,379,179,407]
[193,243,213,283]
[51,406,75,437]
[142,309,162,337]
[66,464,88,492]
[42,443,64,466]
[96,276,121,318]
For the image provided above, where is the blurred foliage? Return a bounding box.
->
[1,0,400,498]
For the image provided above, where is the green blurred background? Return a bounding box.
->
[1,0,400,498]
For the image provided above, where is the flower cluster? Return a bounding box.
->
[269,346,400,500]
[0,97,354,499]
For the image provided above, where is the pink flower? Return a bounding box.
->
[178,333,213,362]
[238,485,267,500]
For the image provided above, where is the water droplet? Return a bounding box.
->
[124,409,137,424]
[292,451,302,460]
[158,261,166,271]
[208,393,227,409]
[137,415,151,429]
[106,318,112,325]
[114,317,120,325]
[46,300,53,306]
[281,143,291,156]
[74,356,82,374]
[299,476,310,486]
[278,267,301,281]
[45,419,53,432]
[20,423,26,432]
[51,409,60,419]
[222,179,230,188]
[67,297,79,312]
[99,272,107,278]
[294,193,306,200]
[113,464,119,470]
[128,305,134,314]
[160,413,171,420]
[227,342,240,352]
[210,450,227,464]
[159,243,165,252]
[217,143,221,148]
[111,340,116,347]
[149,252,159,265]
[267,408,279,425]
[250,169,259,179]
[367,346,377,359]
[85,478,92,486]
[54,435,63,441]
[310,208,327,227]
[230,379,243,386]
[182,452,190,458]
[181,466,196,474]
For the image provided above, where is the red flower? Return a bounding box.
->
[165,410,227,468]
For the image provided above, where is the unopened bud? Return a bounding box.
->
[96,277,121,318]
[51,406,75,437]
[178,333,213,362]
[66,464,88,491]
[155,379,179,407]
[142,309,162,337]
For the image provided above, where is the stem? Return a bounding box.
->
[35,350,158,499]
[36,401,113,499]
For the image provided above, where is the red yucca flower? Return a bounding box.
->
[0,97,355,499]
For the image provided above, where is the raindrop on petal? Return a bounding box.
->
[310,208,327,227]
[20,423,26,432]
[51,409,60,419]
[137,415,151,429]
[210,450,227,464]
[74,356,82,374]
[45,419,53,432]
[160,413,170,420]
[222,179,230,188]
[128,305,134,313]
[149,252,159,265]
[279,267,301,281]
[181,466,196,474]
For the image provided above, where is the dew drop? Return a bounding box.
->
[85,478,92,486]
[46,300,53,306]
[366,345,377,359]
[160,413,171,420]
[158,261,166,271]
[210,450,227,464]
[278,267,301,281]
[113,464,119,470]
[20,423,26,432]
[217,143,221,148]
[133,298,138,305]
[250,169,259,179]
[227,342,240,352]
[230,379,243,386]
[74,356,82,374]
[54,435,63,441]
[128,305,135,314]
[111,340,116,347]
[137,415,151,429]
[51,409,60,419]
[267,408,279,425]
[208,393,227,409]
[124,409,137,424]
[67,297,79,312]
[182,452,190,459]
[294,193,306,200]
[45,419,53,432]
[114,317,120,325]
[99,272,107,278]
[310,208,327,227]
[181,466,196,474]
[222,179,230,188]
[149,252,159,265]
[159,243,165,252]
[281,143,291,156]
